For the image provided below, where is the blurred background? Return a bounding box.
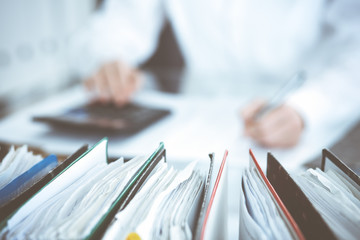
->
[1,2,360,239]
[1,0,360,173]
[0,0,184,117]
[0,0,92,116]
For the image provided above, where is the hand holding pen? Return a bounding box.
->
[241,72,306,148]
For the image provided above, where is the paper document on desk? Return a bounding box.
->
[263,149,360,239]
[0,142,88,222]
[1,138,110,239]
[0,145,44,189]
[293,149,360,240]
[239,150,305,240]
[104,161,204,239]
[0,154,57,207]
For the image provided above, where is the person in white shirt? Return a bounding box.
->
[71,0,360,148]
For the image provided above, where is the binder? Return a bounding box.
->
[0,144,88,222]
[0,154,58,208]
[194,153,214,240]
[239,150,305,240]
[266,149,360,240]
[321,149,360,187]
[200,150,228,240]
[266,152,336,240]
[0,139,228,239]
[88,142,167,240]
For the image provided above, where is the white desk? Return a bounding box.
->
[0,86,354,239]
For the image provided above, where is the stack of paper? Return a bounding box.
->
[0,145,58,210]
[246,149,360,240]
[239,150,304,240]
[295,168,360,239]
[0,138,228,239]
[241,168,293,239]
[0,145,44,189]
[104,161,204,239]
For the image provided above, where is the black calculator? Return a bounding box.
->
[33,102,171,134]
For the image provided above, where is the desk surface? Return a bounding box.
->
[0,86,359,239]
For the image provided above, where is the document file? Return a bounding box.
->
[239,150,305,240]
[0,143,87,222]
[293,150,360,240]
[0,145,44,189]
[200,150,228,240]
[0,154,57,207]
[265,149,360,240]
[0,138,228,239]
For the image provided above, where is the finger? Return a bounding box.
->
[121,68,135,104]
[255,118,301,148]
[244,116,274,139]
[93,69,111,103]
[117,66,143,105]
[126,69,142,98]
[115,62,134,106]
[241,99,267,122]
[83,77,99,104]
[248,105,304,148]
[248,107,286,138]
[103,62,126,105]
[84,77,95,91]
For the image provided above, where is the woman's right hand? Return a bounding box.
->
[84,61,143,106]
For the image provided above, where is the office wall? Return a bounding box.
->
[0,0,95,116]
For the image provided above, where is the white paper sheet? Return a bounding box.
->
[5,138,108,230]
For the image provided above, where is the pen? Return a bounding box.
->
[254,71,306,120]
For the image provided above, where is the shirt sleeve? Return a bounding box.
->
[68,0,165,80]
[286,0,360,133]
